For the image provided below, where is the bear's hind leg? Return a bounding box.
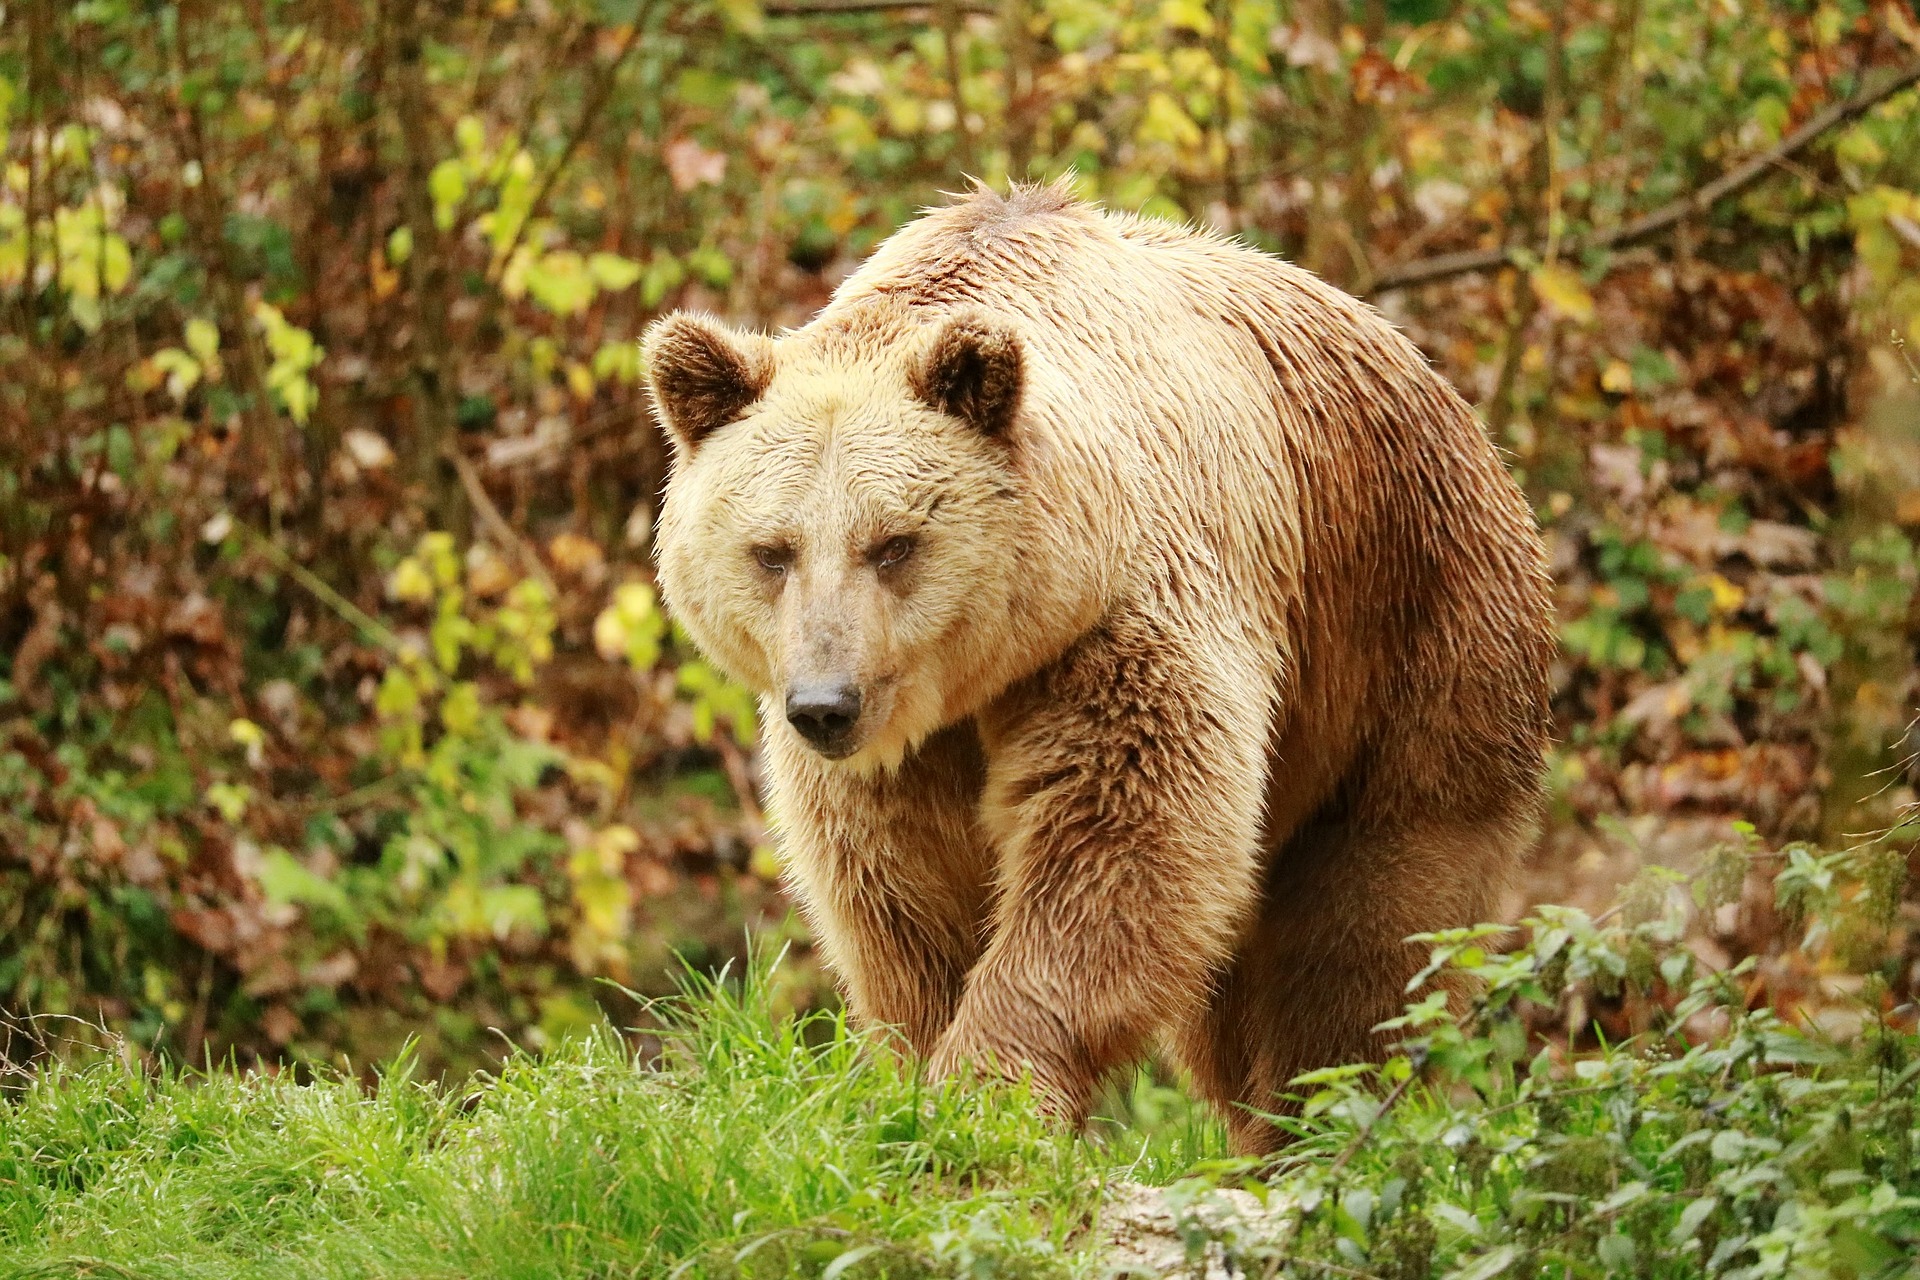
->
[1175,806,1529,1154]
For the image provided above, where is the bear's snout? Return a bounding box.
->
[785,680,864,757]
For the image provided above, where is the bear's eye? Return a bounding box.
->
[752,545,792,574]
[873,536,915,569]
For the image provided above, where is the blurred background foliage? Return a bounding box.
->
[0,0,1917,1079]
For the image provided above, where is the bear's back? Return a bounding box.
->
[820,186,1552,815]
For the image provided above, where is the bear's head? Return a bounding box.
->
[645,307,1029,771]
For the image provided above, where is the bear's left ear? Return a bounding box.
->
[910,312,1024,437]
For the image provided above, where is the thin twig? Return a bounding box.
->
[447,448,558,598]
[1371,56,1920,293]
[665,1225,935,1280]
[1472,1079,1623,1124]
[1001,0,1035,178]
[230,520,403,655]
[713,731,766,831]
[292,773,411,818]
[1540,0,1568,265]
[1325,1063,1420,1179]
[1260,1257,1389,1280]
[939,0,975,176]
[765,0,993,11]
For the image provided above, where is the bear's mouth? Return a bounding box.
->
[808,735,861,762]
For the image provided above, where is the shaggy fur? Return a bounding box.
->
[645,184,1554,1153]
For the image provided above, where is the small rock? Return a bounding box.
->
[1101,1180,1295,1279]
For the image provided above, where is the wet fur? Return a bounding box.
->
[647,184,1554,1153]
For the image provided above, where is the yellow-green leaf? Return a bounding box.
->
[587,251,642,291]
[185,317,221,368]
[1136,91,1204,149]
[1531,263,1596,325]
[429,158,467,231]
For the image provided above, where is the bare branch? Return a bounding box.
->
[1325,1058,1421,1179]
[1371,57,1920,294]
[448,448,558,599]
[487,7,655,283]
[939,0,975,176]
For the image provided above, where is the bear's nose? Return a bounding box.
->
[786,681,863,753]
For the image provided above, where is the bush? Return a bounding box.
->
[1147,830,1920,1280]
[1,525,778,1078]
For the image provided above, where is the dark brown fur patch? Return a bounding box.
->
[910,313,1024,436]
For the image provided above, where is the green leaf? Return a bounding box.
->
[206,781,251,822]
[1670,1195,1718,1244]
[686,245,732,288]
[820,1244,881,1280]
[591,340,641,384]
[524,250,596,316]
[712,0,765,34]
[257,847,351,917]
[1596,1233,1635,1269]
[1830,1221,1904,1273]
[1444,1245,1518,1280]
[455,114,486,160]
[1136,91,1203,149]
[185,317,221,365]
[429,158,467,231]
[150,348,202,400]
[1530,263,1595,324]
[587,251,642,291]
[642,254,686,307]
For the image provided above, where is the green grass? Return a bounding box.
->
[0,967,1219,1280]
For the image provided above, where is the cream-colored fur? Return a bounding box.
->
[647,184,1553,1152]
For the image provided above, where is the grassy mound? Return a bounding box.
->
[0,970,1204,1279]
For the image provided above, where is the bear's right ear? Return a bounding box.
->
[643,313,776,453]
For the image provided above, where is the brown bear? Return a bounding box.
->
[645,183,1552,1153]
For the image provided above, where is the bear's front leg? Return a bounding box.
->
[766,721,996,1056]
[928,610,1272,1121]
